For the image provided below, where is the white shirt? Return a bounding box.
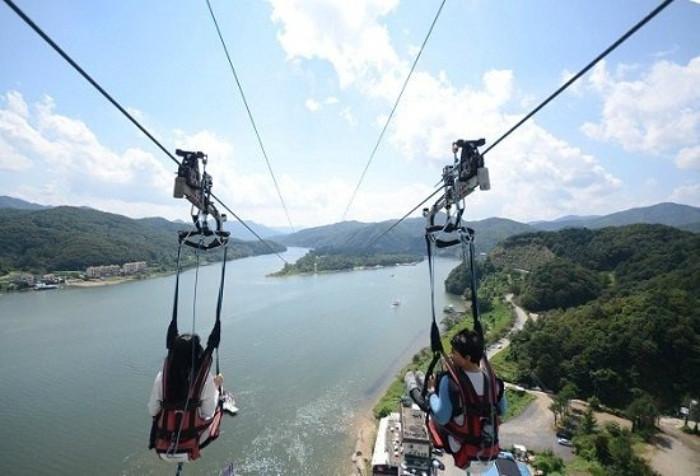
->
[147,370,219,419]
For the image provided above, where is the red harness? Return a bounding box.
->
[427,358,500,469]
[149,350,222,461]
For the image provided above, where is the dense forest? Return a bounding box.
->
[476,224,699,410]
[0,207,285,274]
[271,250,421,275]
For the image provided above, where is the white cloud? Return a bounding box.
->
[581,57,700,158]
[0,135,32,171]
[669,183,700,206]
[304,98,321,111]
[0,91,172,189]
[269,0,402,90]
[676,146,700,170]
[340,106,357,126]
[559,69,583,95]
[652,45,679,59]
[324,96,339,105]
[0,91,177,213]
[268,1,624,222]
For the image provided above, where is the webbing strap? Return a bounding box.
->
[167,242,185,350]
[208,244,228,374]
[460,228,484,340]
[422,232,446,399]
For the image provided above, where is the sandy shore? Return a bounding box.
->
[349,413,379,476]
[65,277,137,288]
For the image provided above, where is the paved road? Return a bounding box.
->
[485,294,530,359]
[499,391,573,462]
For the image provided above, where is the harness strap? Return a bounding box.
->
[167,241,185,350]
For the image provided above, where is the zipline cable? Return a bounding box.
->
[482,0,676,156]
[365,0,676,248]
[205,0,296,233]
[2,0,288,264]
[341,0,448,221]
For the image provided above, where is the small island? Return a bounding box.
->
[270,251,422,276]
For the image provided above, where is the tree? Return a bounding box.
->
[626,393,659,436]
[580,407,597,435]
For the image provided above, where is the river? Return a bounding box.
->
[0,248,460,475]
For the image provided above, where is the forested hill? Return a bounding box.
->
[0,195,48,210]
[0,207,285,274]
[279,202,699,256]
[279,216,533,256]
[483,224,700,410]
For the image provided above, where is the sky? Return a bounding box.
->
[1,0,699,229]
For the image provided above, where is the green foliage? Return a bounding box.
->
[0,207,286,274]
[444,259,495,296]
[272,251,421,275]
[572,420,658,476]
[503,387,535,421]
[489,348,518,382]
[501,225,700,411]
[625,393,659,437]
[532,450,565,474]
[520,257,604,311]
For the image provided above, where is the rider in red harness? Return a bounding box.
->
[407,329,505,471]
[148,334,224,462]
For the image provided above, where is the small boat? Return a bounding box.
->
[392,300,401,307]
[221,391,239,415]
[443,304,455,314]
[34,282,59,290]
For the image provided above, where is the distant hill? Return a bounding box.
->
[279,202,699,257]
[0,196,49,211]
[225,221,287,240]
[531,202,700,231]
[279,216,534,256]
[0,206,285,274]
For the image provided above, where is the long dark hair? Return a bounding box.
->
[166,333,204,403]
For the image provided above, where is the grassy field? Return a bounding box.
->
[490,348,518,383]
[503,387,536,421]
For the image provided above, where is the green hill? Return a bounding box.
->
[490,224,699,410]
[0,206,285,274]
[0,195,49,211]
[280,216,534,256]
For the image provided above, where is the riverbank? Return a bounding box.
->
[270,251,422,277]
[1,248,286,293]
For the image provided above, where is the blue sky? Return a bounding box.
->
[1,0,699,228]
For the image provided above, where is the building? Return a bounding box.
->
[86,265,121,279]
[122,261,147,275]
[371,412,401,475]
[400,405,434,475]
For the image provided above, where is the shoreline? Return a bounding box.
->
[344,328,436,475]
[2,249,292,294]
[268,260,422,278]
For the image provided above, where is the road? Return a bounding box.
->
[644,418,700,475]
[485,294,531,359]
[499,391,574,461]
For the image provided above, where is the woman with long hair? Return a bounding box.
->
[148,333,224,461]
